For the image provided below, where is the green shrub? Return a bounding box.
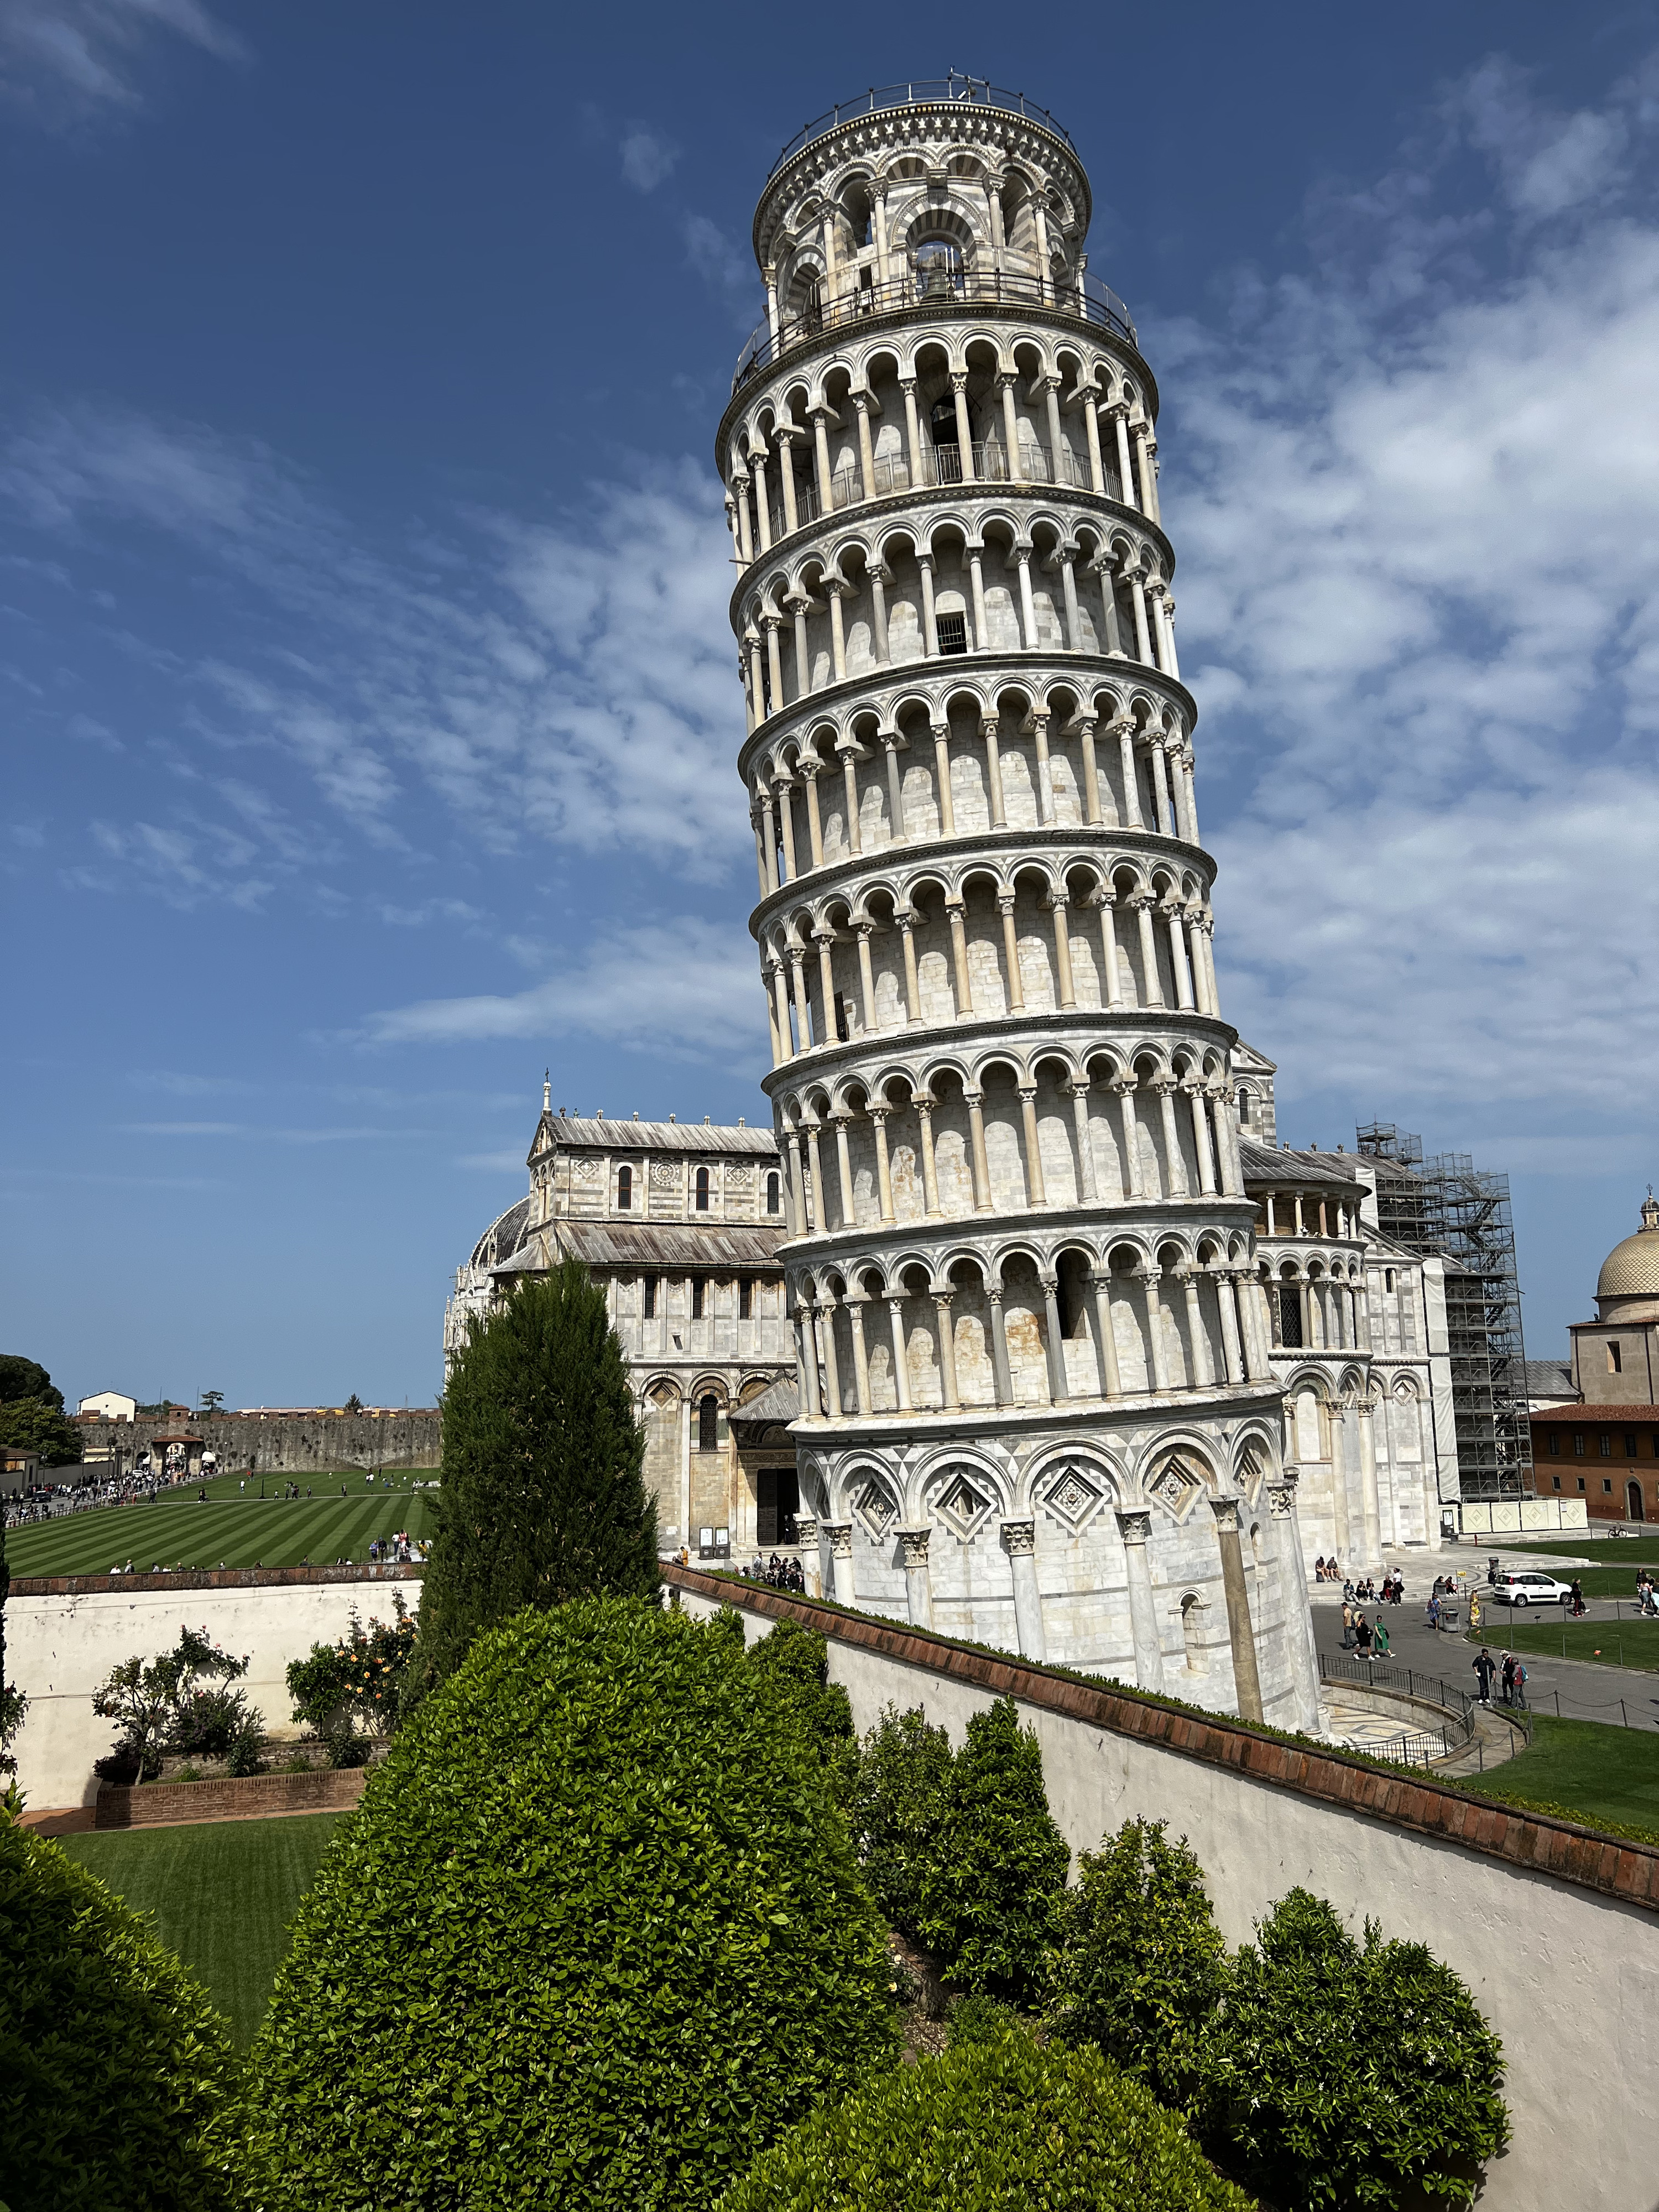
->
[409,1261,658,1707]
[1206,1888,1509,2209]
[945,1991,1020,2047]
[0,1817,257,2209]
[1047,1817,1227,2118]
[286,1593,416,1743]
[251,1598,895,2211]
[918,1696,1068,2002]
[718,2022,1253,2211]
[849,1703,954,1939]
[745,1616,858,1794]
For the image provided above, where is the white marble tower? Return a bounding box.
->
[717,77,1320,1728]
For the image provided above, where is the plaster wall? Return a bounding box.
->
[681,1579,1659,2212]
[8,1568,420,1808]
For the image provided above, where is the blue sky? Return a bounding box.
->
[4,1,1658,1408]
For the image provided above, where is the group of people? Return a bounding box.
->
[1338,1603,1393,1660]
[742,1552,806,1593]
[368,1533,421,1564]
[1472,1646,1528,1709]
[4,1474,166,1529]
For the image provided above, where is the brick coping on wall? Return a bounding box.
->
[9,1562,426,1598]
[666,1564,1659,1915]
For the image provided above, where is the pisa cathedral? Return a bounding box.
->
[451,81,1454,1729]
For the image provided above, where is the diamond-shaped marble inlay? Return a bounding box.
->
[1148,1455,1201,1517]
[854,1478,898,1542]
[933,1470,994,1542]
[1040,1462,1106,1533]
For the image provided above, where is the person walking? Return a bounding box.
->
[1473,1647,1497,1704]
[1469,1592,1482,1634]
[1355,1613,1373,1658]
[1373,1618,1391,1659]
[1500,1653,1516,1707]
[1571,1578,1586,1618]
[1341,1600,1355,1649]
[1427,1592,1442,1630]
[1512,1658,1528,1711]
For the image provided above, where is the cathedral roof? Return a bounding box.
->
[531,1117,780,1158]
[729,1377,800,1433]
[468,1196,532,1270]
[1239,1138,1362,1188]
[490,1219,787,1276]
[1597,1197,1659,1305]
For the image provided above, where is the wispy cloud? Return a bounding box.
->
[683,213,757,323]
[363,918,764,1061]
[0,0,245,119]
[619,121,679,192]
[1160,49,1659,1122]
[121,1121,433,1144]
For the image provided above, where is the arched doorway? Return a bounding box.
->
[1628,1479,1645,1523]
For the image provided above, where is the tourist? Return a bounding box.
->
[1355,1614,1373,1658]
[1500,1654,1516,1707]
[1373,1619,1391,1659]
[1427,1592,1442,1630]
[1473,1647,1496,1704]
[1512,1658,1528,1710]
[1571,1578,1587,1618]
[1340,1600,1355,1649]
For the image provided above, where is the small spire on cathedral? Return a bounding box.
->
[542,1069,551,1112]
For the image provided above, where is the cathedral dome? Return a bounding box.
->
[1595,1196,1659,1318]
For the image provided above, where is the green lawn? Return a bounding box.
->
[59,1812,342,2046]
[7,1467,436,1578]
[1499,1536,1651,1562]
[1453,1714,1659,1844]
[1473,1618,1659,1671]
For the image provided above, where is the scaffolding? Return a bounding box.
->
[1355,1123,1533,1501]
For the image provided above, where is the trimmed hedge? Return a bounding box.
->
[848,1703,954,1940]
[917,1695,1069,2002]
[718,2025,1254,2211]
[250,1598,896,2210]
[0,1816,255,2210]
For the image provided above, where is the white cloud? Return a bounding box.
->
[619,122,678,192]
[684,213,758,324]
[364,918,765,1063]
[1160,54,1659,1123]
[0,0,244,117]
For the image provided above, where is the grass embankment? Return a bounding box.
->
[59,1812,343,2047]
[7,1467,436,1579]
[1473,1619,1659,1671]
[1452,1715,1659,1848]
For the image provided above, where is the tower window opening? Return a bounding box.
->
[1237,1089,1251,1125]
[765,1170,781,1214]
[834,992,851,1041]
[1609,1341,1623,1373]
[1277,1286,1303,1349]
[740,1279,753,1321]
[928,395,961,447]
[617,1164,633,1210]
[695,1165,711,1212]
[692,1278,705,1321]
[914,239,964,302]
[698,1394,719,1452]
[643,1277,657,1320]
[936,611,968,655]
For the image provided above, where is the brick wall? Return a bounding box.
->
[96,1764,368,1829]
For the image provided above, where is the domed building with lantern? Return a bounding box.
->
[1529,1196,1659,1524]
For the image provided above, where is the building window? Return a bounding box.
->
[1578,1477,1585,1491]
[616,1165,633,1210]
[643,1277,656,1320]
[695,1166,711,1212]
[691,1279,705,1320]
[1601,1433,1613,1457]
[833,992,850,1041]
[1547,1431,1560,1455]
[1609,1342,1623,1373]
[1604,1478,1614,1494]
[1384,1268,1395,1293]
[1238,1089,1252,1126]
[1574,1433,1585,1456]
[1277,1286,1303,1349]
[739,1279,753,1320]
[1552,1474,1561,1490]
[697,1395,718,1452]
[1627,1433,1640,1458]
[936,611,968,655]
[765,1170,781,1213]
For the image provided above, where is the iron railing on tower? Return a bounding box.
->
[1356,1123,1533,1503]
[732,267,1136,393]
[768,75,1077,178]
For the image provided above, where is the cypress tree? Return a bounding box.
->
[409,1261,658,1702]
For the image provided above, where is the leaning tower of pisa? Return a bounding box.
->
[717,77,1321,1730]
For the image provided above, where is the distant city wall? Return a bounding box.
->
[79,1410,442,1474]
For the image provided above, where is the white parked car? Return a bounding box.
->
[1489,1570,1574,1609]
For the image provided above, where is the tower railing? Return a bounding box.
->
[768,76,1076,179]
[733,268,1136,392]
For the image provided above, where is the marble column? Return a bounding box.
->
[824,1520,853,1603]
[1116,1507,1167,1692]
[1267,1478,1323,1733]
[1357,1397,1384,1568]
[1211,1494,1265,1723]
[1003,1519,1046,1661]
[899,1526,934,1630]
[796,1513,822,1599]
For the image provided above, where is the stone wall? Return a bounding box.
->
[80,1410,442,1474]
[670,1564,1659,2212]
[8,1564,422,1808]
